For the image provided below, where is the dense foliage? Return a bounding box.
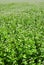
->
[0,3,44,65]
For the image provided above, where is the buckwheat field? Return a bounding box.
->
[0,2,44,65]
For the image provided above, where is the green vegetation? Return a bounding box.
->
[0,2,44,65]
